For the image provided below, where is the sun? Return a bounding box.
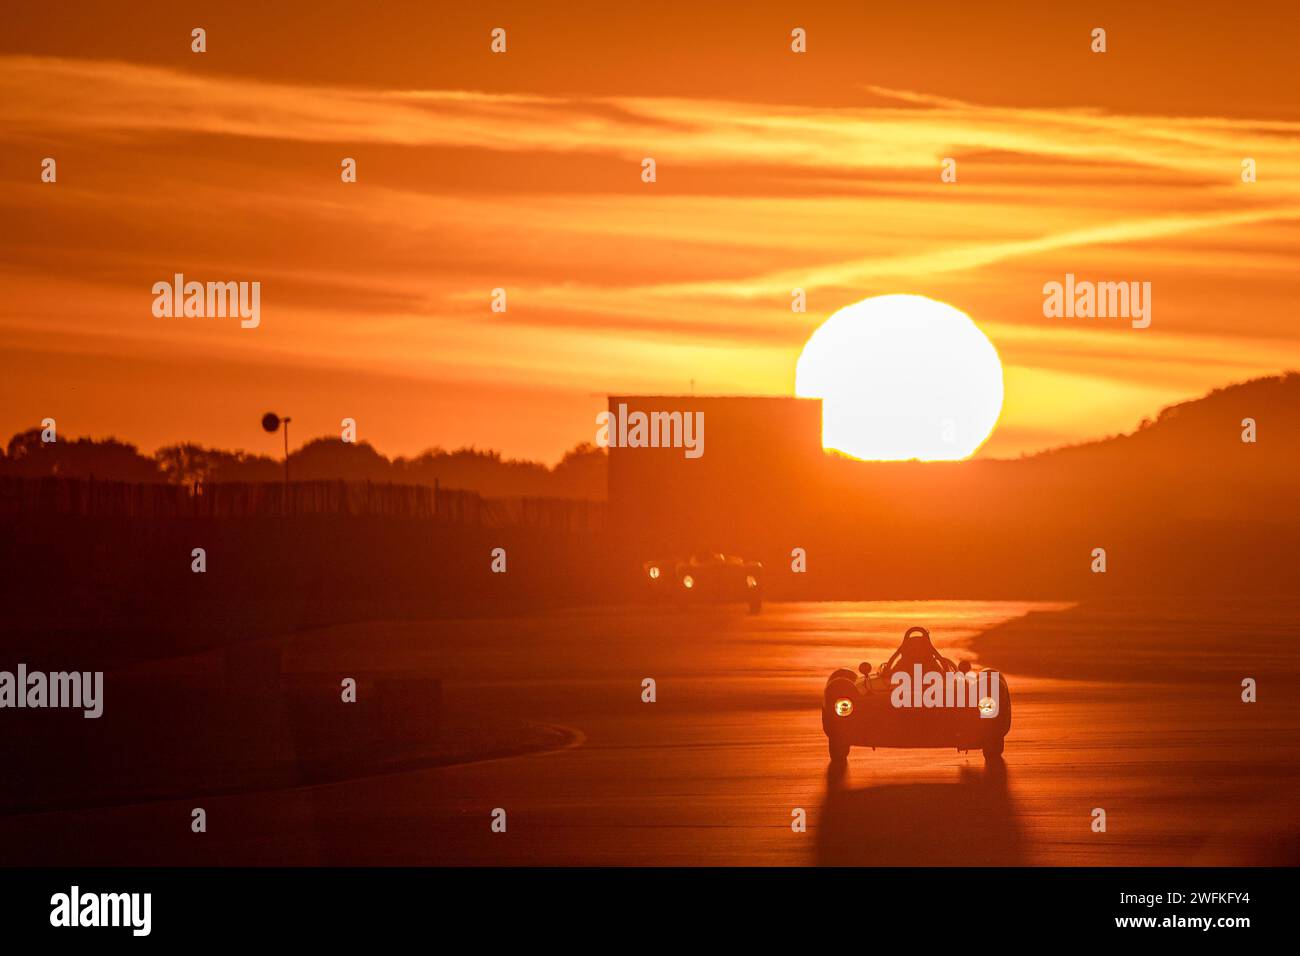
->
[794,295,1004,461]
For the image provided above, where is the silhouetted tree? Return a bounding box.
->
[4,429,609,498]
[551,443,607,499]
[394,447,553,497]
[154,443,280,487]
[2,429,161,481]
[289,438,393,482]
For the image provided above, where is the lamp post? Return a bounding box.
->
[261,412,292,486]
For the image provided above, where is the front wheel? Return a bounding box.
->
[828,737,850,761]
[748,595,762,614]
[982,736,1004,760]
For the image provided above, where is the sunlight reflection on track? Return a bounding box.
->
[1,601,1297,866]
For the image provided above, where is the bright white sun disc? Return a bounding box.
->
[794,295,1004,461]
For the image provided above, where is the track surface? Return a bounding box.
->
[3,600,1298,865]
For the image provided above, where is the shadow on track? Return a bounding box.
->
[817,758,1024,865]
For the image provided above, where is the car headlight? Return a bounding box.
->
[745,575,758,589]
[648,566,660,580]
[682,574,694,589]
[833,697,854,717]
[978,696,997,717]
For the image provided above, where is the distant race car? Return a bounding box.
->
[642,552,764,613]
[822,626,1011,762]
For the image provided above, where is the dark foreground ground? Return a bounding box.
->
[1,598,1298,866]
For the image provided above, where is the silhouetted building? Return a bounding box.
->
[605,395,824,556]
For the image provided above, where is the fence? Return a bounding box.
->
[0,477,604,531]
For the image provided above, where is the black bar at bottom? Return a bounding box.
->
[0,867,1290,942]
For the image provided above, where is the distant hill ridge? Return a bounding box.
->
[1028,372,1298,467]
[2,373,1295,499]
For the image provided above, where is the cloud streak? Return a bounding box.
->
[2,55,1298,460]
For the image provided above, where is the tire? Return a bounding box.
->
[989,680,1011,760]
[748,595,762,614]
[829,737,850,761]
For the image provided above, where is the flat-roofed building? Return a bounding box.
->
[605,395,824,557]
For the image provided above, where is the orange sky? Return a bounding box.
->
[2,1,1298,463]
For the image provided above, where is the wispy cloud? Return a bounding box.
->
[3,55,1298,459]
[6,58,1299,176]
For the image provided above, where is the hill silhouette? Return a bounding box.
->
[595,373,1299,599]
[1020,371,1297,520]
[0,375,1294,635]
[1035,372,1297,463]
[796,372,1300,597]
[1,373,1294,514]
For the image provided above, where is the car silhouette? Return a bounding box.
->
[642,552,764,613]
[822,626,1011,762]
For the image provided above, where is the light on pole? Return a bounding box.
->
[261,412,292,486]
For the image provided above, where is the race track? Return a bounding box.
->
[4,601,1299,866]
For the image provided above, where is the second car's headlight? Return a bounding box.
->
[833,698,854,717]
[745,575,758,589]
[682,574,694,589]
[648,566,660,579]
[978,696,997,717]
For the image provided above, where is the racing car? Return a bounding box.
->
[822,626,1011,762]
[641,552,764,613]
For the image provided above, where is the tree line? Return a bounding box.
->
[0,429,607,500]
